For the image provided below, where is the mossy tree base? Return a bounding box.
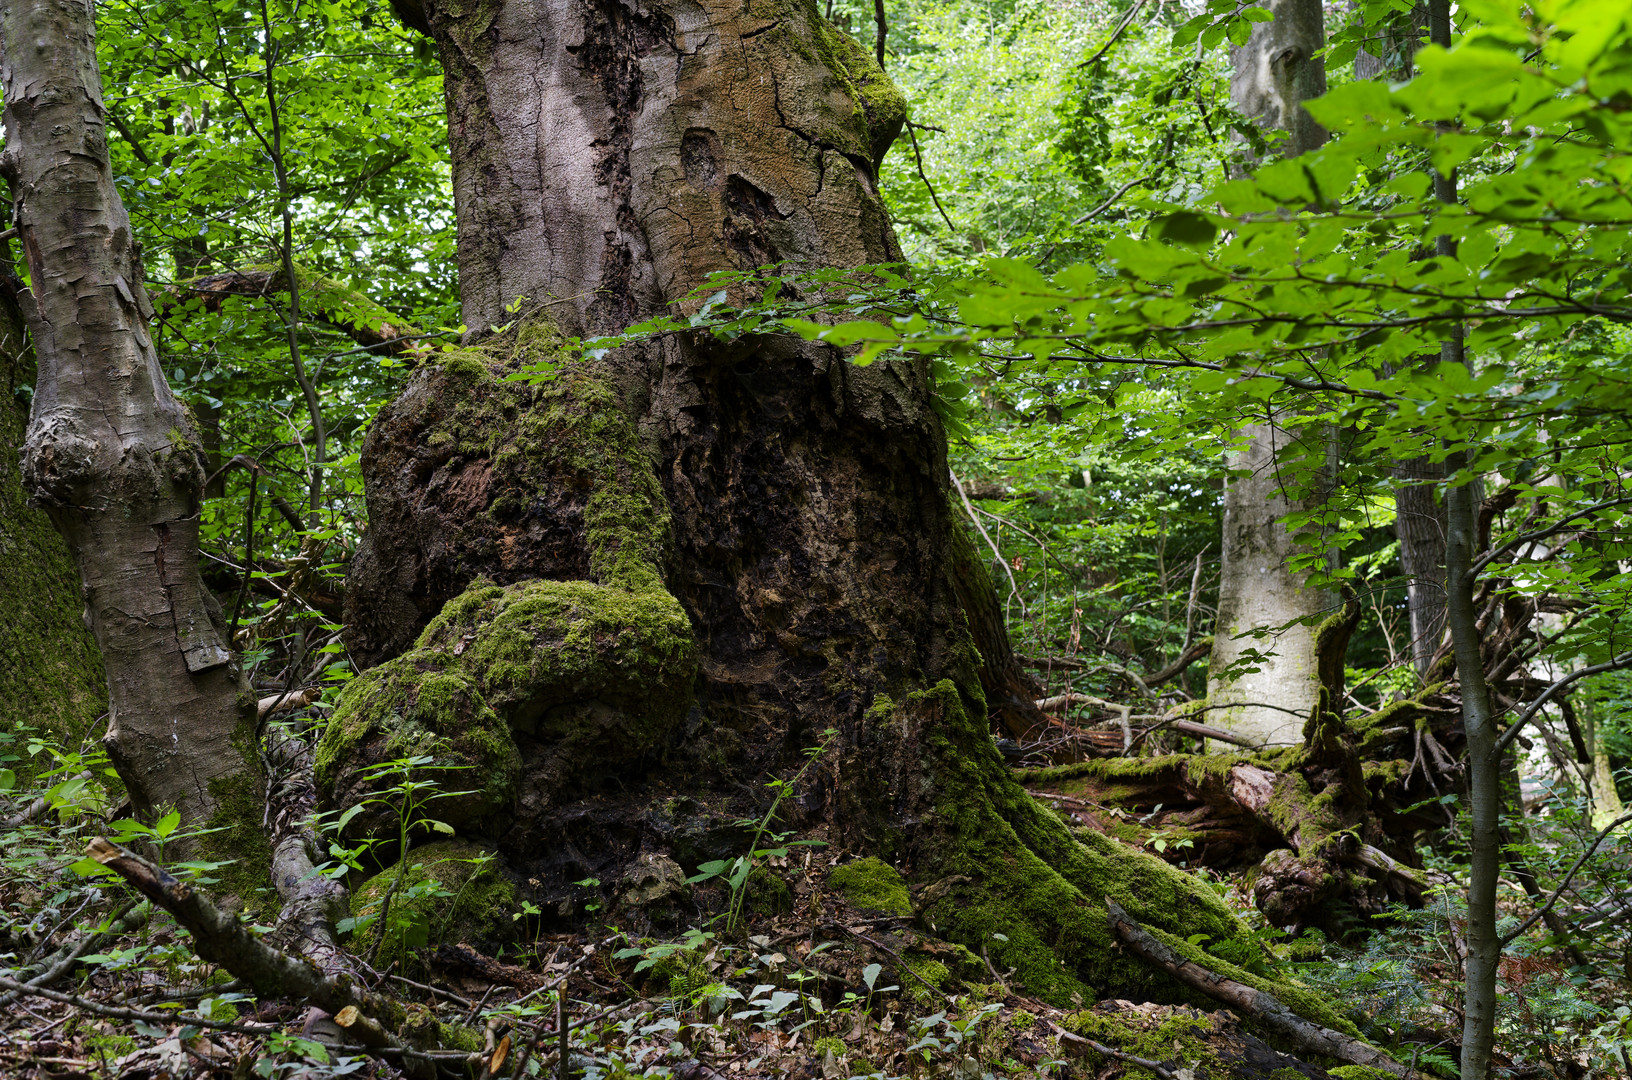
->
[330,0,1361,1034]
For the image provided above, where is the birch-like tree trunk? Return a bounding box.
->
[0,0,254,828]
[0,273,105,741]
[1209,0,1332,747]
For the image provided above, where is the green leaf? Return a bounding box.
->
[1154,211,1217,248]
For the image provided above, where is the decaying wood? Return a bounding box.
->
[434,943,548,992]
[1106,900,1414,1077]
[262,724,349,972]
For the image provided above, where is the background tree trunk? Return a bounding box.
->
[1353,3,1449,680]
[1229,0,1328,162]
[1210,0,1332,748]
[325,0,1346,1016]
[0,273,105,745]
[1394,455,1447,675]
[0,0,255,830]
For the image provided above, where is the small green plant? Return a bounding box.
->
[686,728,835,931]
[318,754,474,963]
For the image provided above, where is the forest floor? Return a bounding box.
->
[0,806,1369,1080]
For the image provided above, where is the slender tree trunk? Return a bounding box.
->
[0,0,255,829]
[0,271,106,743]
[1447,463,1498,1080]
[323,0,1328,1013]
[1210,0,1332,747]
[1395,455,1448,674]
[1415,0,1496,1072]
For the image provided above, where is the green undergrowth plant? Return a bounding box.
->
[685,728,837,933]
[319,753,475,962]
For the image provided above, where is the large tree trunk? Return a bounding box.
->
[1228,0,1328,161]
[0,274,106,744]
[320,0,1353,1019]
[0,0,255,832]
[1210,0,1332,748]
[1208,416,1336,747]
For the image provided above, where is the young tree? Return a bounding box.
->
[0,0,255,829]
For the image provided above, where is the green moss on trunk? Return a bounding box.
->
[318,337,698,835]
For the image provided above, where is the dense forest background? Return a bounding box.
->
[1,0,1631,1077]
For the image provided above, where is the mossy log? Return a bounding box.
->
[1022,696,1443,935]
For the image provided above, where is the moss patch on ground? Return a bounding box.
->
[1064,1007,1225,1077]
[830,856,912,916]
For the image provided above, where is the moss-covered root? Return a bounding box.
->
[317,354,699,837]
[890,679,1354,1034]
[348,840,517,969]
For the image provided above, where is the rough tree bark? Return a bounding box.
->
[0,0,256,831]
[1209,0,1333,748]
[0,273,105,742]
[315,0,1354,1022]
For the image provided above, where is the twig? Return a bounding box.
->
[1500,812,1632,946]
[951,469,1026,619]
[827,923,952,1003]
[1493,650,1632,757]
[1078,0,1150,68]
[1052,1022,1177,1079]
[905,121,956,232]
[0,898,145,1007]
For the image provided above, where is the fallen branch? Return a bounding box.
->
[1,769,92,829]
[85,838,419,1071]
[1168,718,1258,749]
[1105,900,1415,1077]
[0,972,277,1034]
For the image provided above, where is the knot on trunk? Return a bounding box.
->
[21,414,100,507]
